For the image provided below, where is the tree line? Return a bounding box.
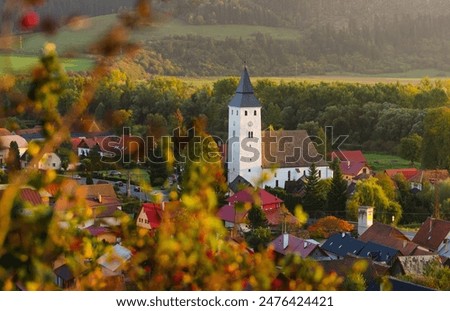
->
[5,71,450,168]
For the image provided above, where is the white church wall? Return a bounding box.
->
[262,166,333,189]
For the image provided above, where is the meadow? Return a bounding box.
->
[364,152,419,172]
[0,54,93,74]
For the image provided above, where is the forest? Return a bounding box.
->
[4,0,450,76]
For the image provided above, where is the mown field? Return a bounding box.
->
[0,54,93,74]
[364,152,419,172]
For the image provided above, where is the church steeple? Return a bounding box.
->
[236,66,255,94]
[229,66,261,108]
[227,66,262,185]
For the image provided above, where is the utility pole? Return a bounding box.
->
[127,170,131,197]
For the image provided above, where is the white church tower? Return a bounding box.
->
[228,66,262,185]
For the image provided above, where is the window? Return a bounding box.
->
[274,172,277,177]
[248,169,251,172]
[145,219,149,224]
[254,110,257,116]
[231,110,233,115]
[275,180,279,187]
[52,163,56,167]
[245,110,248,116]
[288,171,291,181]
[233,130,236,137]
[318,170,322,178]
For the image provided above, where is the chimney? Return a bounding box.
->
[98,194,102,203]
[358,206,374,236]
[283,233,289,249]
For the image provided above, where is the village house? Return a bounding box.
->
[385,168,449,192]
[359,222,432,256]
[390,255,443,276]
[217,187,298,231]
[321,232,400,265]
[331,150,371,181]
[136,201,180,231]
[412,217,450,254]
[54,183,123,230]
[0,134,28,166]
[269,233,329,260]
[20,151,62,170]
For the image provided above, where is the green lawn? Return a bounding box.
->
[364,152,420,172]
[0,54,94,73]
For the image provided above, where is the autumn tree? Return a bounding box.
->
[307,216,354,239]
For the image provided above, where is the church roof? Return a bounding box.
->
[261,130,327,168]
[228,67,261,108]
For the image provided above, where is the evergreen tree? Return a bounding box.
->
[248,205,269,229]
[302,163,326,212]
[327,159,348,214]
[7,141,21,172]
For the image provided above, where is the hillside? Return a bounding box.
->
[5,0,450,76]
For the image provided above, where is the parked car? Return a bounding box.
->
[133,186,141,192]
[109,170,122,176]
[72,174,81,180]
[115,181,124,187]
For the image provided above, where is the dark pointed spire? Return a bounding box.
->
[235,65,255,94]
[228,66,261,108]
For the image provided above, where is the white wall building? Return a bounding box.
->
[227,67,332,188]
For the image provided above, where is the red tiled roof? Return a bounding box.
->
[19,188,43,205]
[264,207,298,226]
[71,137,83,150]
[412,217,450,251]
[15,126,42,135]
[332,150,367,163]
[227,188,283,206]
[0,128,12,136]
[217,204,297,226]
[339,161,367,177]
[385,168,419,181]
[141,203,163,229]
[217,204,247,223]
[270,234,322,258]
[359,222,426,256]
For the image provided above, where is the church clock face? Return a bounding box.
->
[248,121,253,127]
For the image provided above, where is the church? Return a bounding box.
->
[227,67,333,189]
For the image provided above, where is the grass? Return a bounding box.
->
[0,54,94,74]
[364,152,420,172]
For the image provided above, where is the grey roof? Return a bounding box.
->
[228,67,261,108]
[358,241,400,264]
[394,255,442,275]
[321,233,366,257]
[229,175,252,193]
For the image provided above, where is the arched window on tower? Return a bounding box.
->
[245,110,248,116]
[254,110,257,116]
[288,171,291,181]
